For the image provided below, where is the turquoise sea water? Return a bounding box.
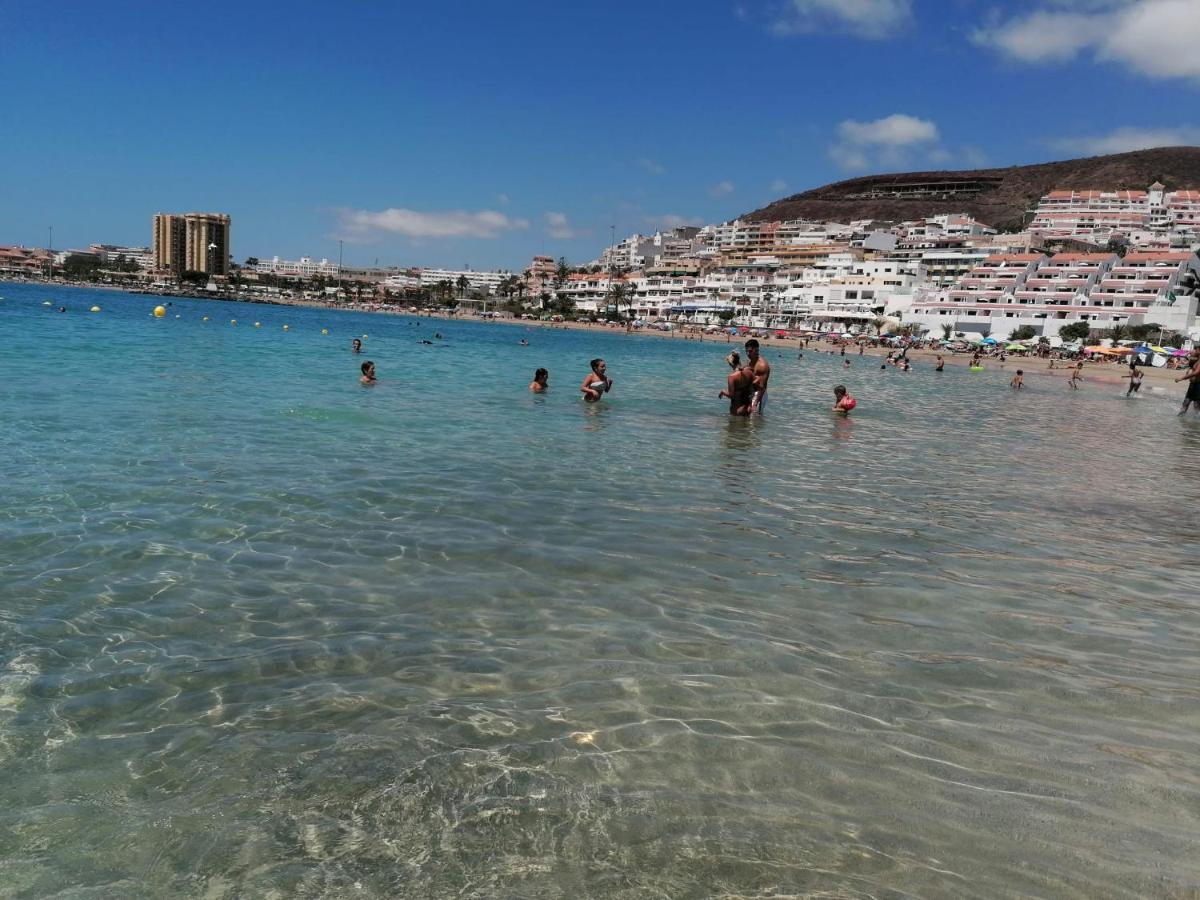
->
[2,282,1199,898]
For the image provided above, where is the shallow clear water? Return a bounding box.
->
[2,282,1199,898]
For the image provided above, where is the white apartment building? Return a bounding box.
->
[382,271,422,292]
[89,244,154,269]
[417,268,510,293]
[906,250,1200,339]
[253,255,340,278]
[1029,182,1200,250]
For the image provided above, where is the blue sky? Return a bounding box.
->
[2,0,1197,270]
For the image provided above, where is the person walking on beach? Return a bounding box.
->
[360,361,376,385]
[529,368,549,393]
[744,339,771,413]
[581,358,612,402]
[1175,350,1200,414]
[1068,361,1083,390]
[1011,370,1024,390]
[1124,364,1143,397]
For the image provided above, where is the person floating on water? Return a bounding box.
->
[1124,364,1143,396]
[360,361,376,385]
[1175,349,1200,414]
[581,358,612,402]
[529,368,549,393]
[832,384,856,416]
[719,364,755,416]
[352,338,362,354]
[1011,369,1024,390]
[1068,361,1083,390]
[744,339,770,414]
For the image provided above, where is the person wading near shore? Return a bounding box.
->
[719,365,755,416]
[935,355,944,372]
[581,358,612,402]
[1175,350,1200,414]
[1068,361,1083,390]
[1124,364,1143,397]
[529,368,549,393]
[352,338,362,354]
[745,339,771,414]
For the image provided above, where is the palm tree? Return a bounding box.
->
[940,323,953,340]
[1107,322,1127,344]
[455,275,469,298]
[609,281,630,320]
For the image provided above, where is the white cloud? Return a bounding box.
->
[544,211,579,239]
[973,0,1200,82]
[770,0,913,39]
[769,178,789,192]
[962,146,989,168]
[637,158,666,175]
[1048,125,1200,155]
[837,113,939,147]
[828,113,940,171]
[647,214,702,230]
[339,208,529,240]
[709,180,735,197]
[496,193,510,205]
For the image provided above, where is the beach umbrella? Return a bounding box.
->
[1172,349,1191,357]
[1150,346,1170,354]
[1005,343,1024,351]
[980,337,998,345]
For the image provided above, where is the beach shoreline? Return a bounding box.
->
[3,276,1188,393]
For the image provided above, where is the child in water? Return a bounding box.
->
[1010,369,1024,390]
[832,384,856,415]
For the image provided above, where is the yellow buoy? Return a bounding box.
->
[153,305,166,317]
[361,334,368,339]
[282,324,289,331]
[321,328,329,335]
[175,315,181,319]
[202,316,209,322]
[90,306,101,312]
[255,322,261,327]
[231,319,237,325]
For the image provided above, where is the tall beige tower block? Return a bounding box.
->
[153,212,231,275]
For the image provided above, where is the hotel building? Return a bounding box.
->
[153,212,231,275]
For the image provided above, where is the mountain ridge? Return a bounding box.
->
[742,147,1200,230]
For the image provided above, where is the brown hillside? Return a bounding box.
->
[743,147,1200,230]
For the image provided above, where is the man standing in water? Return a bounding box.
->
[1175,350,1200,414]
[744,339,771,414]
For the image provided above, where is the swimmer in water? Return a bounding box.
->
[529,368,549,392]
[935,355,944,372]
[352,338,362,354]
[719,365,754,416]
[420,339,433,345]
[1010,369,1024,390]
[725,350,742,370]
[434,332,443,340]
[832,384,856,416]
[580,358,612,402]
[843,358,850,368]
[519,339,529,346]
[360,360,376,385]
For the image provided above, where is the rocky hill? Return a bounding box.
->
[743,147,1200,230]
